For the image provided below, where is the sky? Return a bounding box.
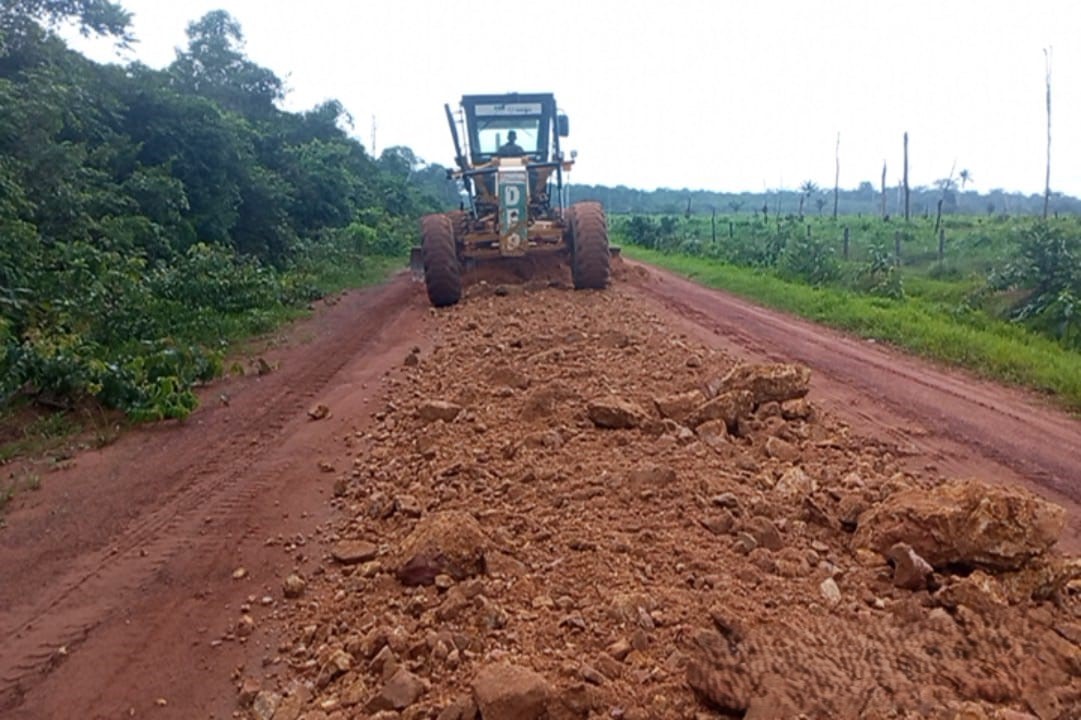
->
[65,0,1081,197]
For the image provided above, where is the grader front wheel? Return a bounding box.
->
[568,201,610,290]
[420,213,462,307]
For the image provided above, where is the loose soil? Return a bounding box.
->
[1,264,1078,720]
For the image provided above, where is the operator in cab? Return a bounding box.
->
[498,130,524,156]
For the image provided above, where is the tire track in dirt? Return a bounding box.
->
[0,273,425,712]
[623,260,1081,549]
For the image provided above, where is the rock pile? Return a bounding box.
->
[232,285,1079,719]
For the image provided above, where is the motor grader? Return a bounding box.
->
[412,92,611,307]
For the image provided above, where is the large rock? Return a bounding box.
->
[396,511,489,585]
[251,691,281,720]
[765,436,800,463]
[367,668,425,712]
[472,663,552,720]
[774,466,816,500]
[886,542,934,591]
[587,396,646,429]
[331,540,378,565]
[418,400,463,423]
[696,418,730,452]
[653,390,705,424]
[706,363,811,405]
[854,480,1064,570]
[688,390,754,430]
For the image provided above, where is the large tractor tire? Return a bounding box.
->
[420,213,462,307]
[446,209,469,243]
[568,201,610,290]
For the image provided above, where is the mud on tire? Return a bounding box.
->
[446,209,469,244]
[568,201,610,290]
[420,213,462,307]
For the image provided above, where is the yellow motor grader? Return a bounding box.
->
[412,93,611,307]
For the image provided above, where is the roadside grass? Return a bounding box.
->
[307,252,405,297]
[624,245,1081,413]
[0,254,405,478]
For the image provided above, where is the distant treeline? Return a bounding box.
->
[567,182,1081,218]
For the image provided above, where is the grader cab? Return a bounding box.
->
[413,92,611,307]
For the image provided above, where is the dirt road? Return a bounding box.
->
[0,277,429,718]
[624,261,1081,551]
[1,264,1078,719]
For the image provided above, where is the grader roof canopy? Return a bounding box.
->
[460,93,559,164]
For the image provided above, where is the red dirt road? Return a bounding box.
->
[623,261,1081,551]
[0,277,429,719]
[1,263,1079,718]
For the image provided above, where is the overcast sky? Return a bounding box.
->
[66,0,1080,197]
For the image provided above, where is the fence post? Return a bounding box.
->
[938,227,945,262]
[728,221,734,240]
[843,226,850,260]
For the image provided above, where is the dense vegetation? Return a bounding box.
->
[0,2,447,421]
[614,212,1081,408]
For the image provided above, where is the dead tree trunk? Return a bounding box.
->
[1044,48,1052,220]
[903,132,910,222]
[833,132,841,220]
[880,161,888,220]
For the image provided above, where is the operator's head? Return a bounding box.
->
[507,130,517,142]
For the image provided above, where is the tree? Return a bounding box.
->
[1043,47,1052,220]
[832,132,840,220]
[0,0,132,53]
[959,168,972,189]
[903,131,910,222]
[933,174,957,232]
[169,10,283,117]
[798,180,818,219]
[880,162,888,219]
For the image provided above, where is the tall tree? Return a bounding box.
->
[170,10,283,117]
[1043,47,1052,219]
[903,131,910,222]
[798,180,818,219]
[832,132,840,220]
[880,161,887,219]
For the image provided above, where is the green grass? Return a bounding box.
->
[0,407,83,463]
[202,254,405,345]
[624,245,1081,412]
[308,253,404,296]
[0,254,404,468]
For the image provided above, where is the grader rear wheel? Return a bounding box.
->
[420,213,462,307]
[568,201,610,290]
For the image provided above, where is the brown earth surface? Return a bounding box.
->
[1,262,1079,720]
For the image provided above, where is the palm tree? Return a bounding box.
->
[798,180,818,219]
[959,169,972,189]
